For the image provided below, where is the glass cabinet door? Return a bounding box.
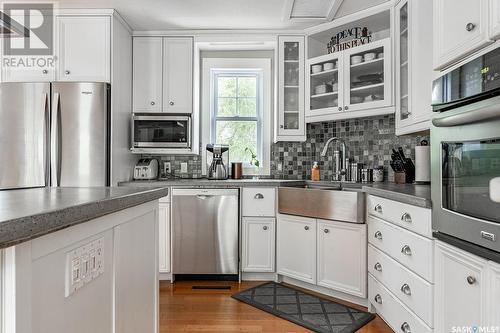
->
[277,36,305,140]
[344,38,392,112]
[307,53,343,116]
[397,0,410,122]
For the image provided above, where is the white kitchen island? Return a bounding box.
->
[0,187,168,333]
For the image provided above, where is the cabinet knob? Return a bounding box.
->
[65,70,70,75]
[374,204,383,213]
[401,212,412,223]
[304,226,309,231]
[150,101,155,106]
[169,101,174,106]
[374,294,382,304]
[324,229,329,234]
[466,23,476,32]
[374,231,383,240]
[338,107,342,111]
[280,125,284,129]
[254,193,264,199]
[374,262,382,271]
[42,69,48,74]
[401,322,411,333]
[401,245,412,256]
[401,283,411,295]
[344,105,349,111]
[467,276,476,285]
[263,226,268,231]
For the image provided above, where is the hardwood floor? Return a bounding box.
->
[159,281,393,332]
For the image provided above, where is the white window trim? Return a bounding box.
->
[202,58,272,176]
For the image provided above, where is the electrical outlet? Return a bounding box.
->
[277,163,283,172]
[66,237,104,297]
[163,162,171,175]
[180,162,188,173]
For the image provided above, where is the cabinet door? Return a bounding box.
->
[242,217,275,272]
[162,37,193,113]
[276,36,305,141]
[434,241,488,331]
[158,202,170,273]
[277,214,316,284]
[433,0,491,70]
[56,16,110,82]
[317,220,366,297]
[133,37,163,113]
[488,261,500,327]
[490,0,500,40]
[343,38,392,113]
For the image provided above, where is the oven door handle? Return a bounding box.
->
[432,95,500,127]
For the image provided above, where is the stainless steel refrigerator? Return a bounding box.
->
[0,82,110,189]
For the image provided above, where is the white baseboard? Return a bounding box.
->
[159,272,171,281]
[241,272,277,281]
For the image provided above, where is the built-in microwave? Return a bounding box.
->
[431,46,500,254]
[131,114,191,150]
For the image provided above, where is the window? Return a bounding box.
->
[202,57,271,175]
[211,71,263,165]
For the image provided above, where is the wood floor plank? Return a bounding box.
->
[159,281,394,333]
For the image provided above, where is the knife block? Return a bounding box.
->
[394,172,407,184]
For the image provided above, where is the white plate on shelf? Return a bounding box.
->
[351,55,363,65]
[323,62,335,71]
[311,65,322,74]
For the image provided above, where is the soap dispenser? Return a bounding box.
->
[311,161,320,181]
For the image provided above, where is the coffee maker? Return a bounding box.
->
[206,144,229,180]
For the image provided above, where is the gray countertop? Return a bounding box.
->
[0,187,169,249]
[120,178,432,208]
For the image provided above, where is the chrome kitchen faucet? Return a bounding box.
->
[321,137,347,182]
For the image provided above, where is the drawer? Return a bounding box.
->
[242,187,276,217]
[367,195,432,238]
[369,274,432,333]
[368,244,433,326]
[368,216,433,282]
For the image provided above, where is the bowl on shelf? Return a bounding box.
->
[330,82,338,91]
[351,96,364,104]
[311,64,323,74]
[351,55,363,65]
[315,84,330,95]
[323,62,335,71]
[364,52,376,62]
[377,52,384,59]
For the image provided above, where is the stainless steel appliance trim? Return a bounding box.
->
[133,115,191,122]
[432,94,500,127]
[134,142,190,148]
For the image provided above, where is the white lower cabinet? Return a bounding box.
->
[434,241,488,331]
[158,198,170,274]
[277,214,316,284]
[242,217,275,272]
[489,261,500,326]
[317,219,366,297]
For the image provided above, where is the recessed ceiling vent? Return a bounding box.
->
[283,0,343,21]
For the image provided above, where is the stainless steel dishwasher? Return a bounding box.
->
[171,188,239,275]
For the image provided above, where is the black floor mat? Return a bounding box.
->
[232,282,375,333]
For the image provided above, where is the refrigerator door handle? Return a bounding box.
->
[50,92,61,187]
[43,92,50,186]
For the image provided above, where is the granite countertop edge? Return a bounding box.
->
[0,187,169,249]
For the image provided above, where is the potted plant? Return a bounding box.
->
[245,147,260,179]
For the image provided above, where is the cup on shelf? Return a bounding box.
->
[364,52,376,62]
[351,96,363,103]
[323,62,335,71]
[315,84,328,95]
[377,52,384,59]
[311,64,322,74]
[351,55,363,65]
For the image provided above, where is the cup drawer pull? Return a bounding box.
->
[374,204,383,213]
[401,245,412,256]
[401,283,411,295]
[401,212,412,223]
[374,231,383,240]
[374,262,382,271]
[254,193,264,199]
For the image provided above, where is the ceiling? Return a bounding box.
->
[47,0,388,31]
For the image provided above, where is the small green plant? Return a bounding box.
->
[245,147,260,168]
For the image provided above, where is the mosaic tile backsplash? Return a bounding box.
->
[150,114,429,182]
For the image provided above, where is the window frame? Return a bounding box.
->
[210,70,264,165]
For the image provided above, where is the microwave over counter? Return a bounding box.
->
[131,114,191,151]
[431,46,500,254]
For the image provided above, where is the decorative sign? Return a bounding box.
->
[327,27,373,54]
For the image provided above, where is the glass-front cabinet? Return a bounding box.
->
[397,1,410,122]
[276,35,306,142]
[306,38,392,122]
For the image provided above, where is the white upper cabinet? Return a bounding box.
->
[57,16,111,82]
[317,220,367,298]
[132,37,193,114]
[277,214,316,284]
[162,37,193,114]
[395,0,434,135]
[434,241,489,332]
[306,38,392,123]
[133,37,163,113]
[490,0,500,40]
[276,35,305,142]
[433,0,491,70]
